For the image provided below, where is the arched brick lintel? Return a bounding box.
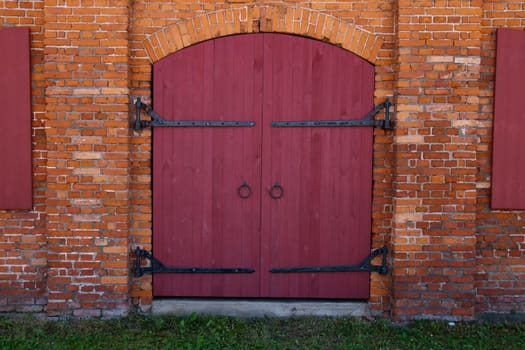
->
[143,6,384,65]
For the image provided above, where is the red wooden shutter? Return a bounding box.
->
[0,27,32,209]
[491,29,525,209]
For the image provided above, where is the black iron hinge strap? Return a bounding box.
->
[133,98,255,130]
[272,99,393,129]
[134,247,255,277]
[269,245,388,275]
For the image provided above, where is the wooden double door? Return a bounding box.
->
[153,34,374,299]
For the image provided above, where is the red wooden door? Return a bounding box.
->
[153,35,263,297]
[260,34,374,298]
[153,34,374,299]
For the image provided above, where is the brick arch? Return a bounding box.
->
[143,5,384,64]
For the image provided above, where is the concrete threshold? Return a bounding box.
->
[152,299,370,318]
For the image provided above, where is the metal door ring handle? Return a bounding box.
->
[237,182,252,199]
[269,182,284,199]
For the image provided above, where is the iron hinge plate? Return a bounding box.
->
[133,98,255,130]
[133,247,255,277]
[269,245,388,275]
[271,99,393,130]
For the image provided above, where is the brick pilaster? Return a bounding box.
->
[392,0,482,320]
[43,0,131,318]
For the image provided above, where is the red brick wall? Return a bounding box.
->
[0,0,523,320]
[476,1,525,316]
[0,0,46,314]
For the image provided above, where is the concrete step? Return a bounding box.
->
[152,299,370,318]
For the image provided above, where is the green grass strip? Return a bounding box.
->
[0,314,523,350]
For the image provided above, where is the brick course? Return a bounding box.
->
[0,0,523,320]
